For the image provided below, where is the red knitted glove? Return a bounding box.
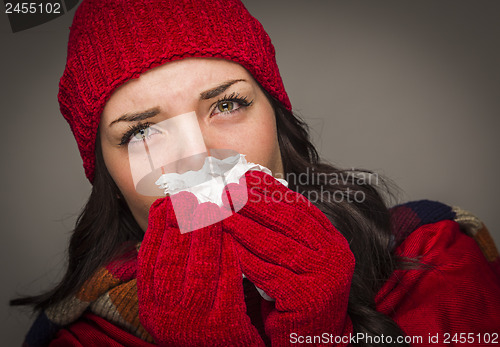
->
[222,170,355,346]
[137,191,265,346]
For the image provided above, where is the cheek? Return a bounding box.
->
[208,111,280,170]
[240,123,279,167]
[103,150,135,194]
[101,146,156,227]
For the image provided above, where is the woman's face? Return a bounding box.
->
[100,58,284,231]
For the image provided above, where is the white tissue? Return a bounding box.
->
[155,153,288,206]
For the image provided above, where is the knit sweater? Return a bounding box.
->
[23,200,500,346]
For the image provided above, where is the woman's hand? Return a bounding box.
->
[137,191,264,346]
[222,170,355,346]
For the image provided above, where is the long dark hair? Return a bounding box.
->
[12,92,409,346]
[10,132,143,309]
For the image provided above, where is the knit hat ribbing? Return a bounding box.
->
[58,0,291,183]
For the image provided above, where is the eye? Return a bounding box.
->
[129,126,161,144]
[120,122,163,146]
[209,92,254,118]
[212,100,240,116]
[131,127,151,141]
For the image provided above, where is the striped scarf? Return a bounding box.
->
[22,200,500,346]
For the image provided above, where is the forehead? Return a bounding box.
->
[102,58,253,120]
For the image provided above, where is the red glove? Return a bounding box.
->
[222,171,355,346]
[137,191,265,346]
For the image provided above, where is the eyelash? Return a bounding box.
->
[118,93,254,145]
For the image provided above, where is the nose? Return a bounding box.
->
[161,112,209,174]
[169,153,207,175]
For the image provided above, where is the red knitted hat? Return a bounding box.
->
[58,0,291,183]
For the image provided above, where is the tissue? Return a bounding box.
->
[155,153,288,206]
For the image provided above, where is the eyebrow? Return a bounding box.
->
[199,79,246,100]
[109,79,246,127]
[109,108,160,127]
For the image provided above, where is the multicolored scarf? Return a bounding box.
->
[22,200,500,346]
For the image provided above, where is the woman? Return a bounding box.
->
[13,0,500,346]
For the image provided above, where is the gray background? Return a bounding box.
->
[2,1,499,344]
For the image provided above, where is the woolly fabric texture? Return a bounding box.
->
[22,199,500,346]
[58,0,291,183]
